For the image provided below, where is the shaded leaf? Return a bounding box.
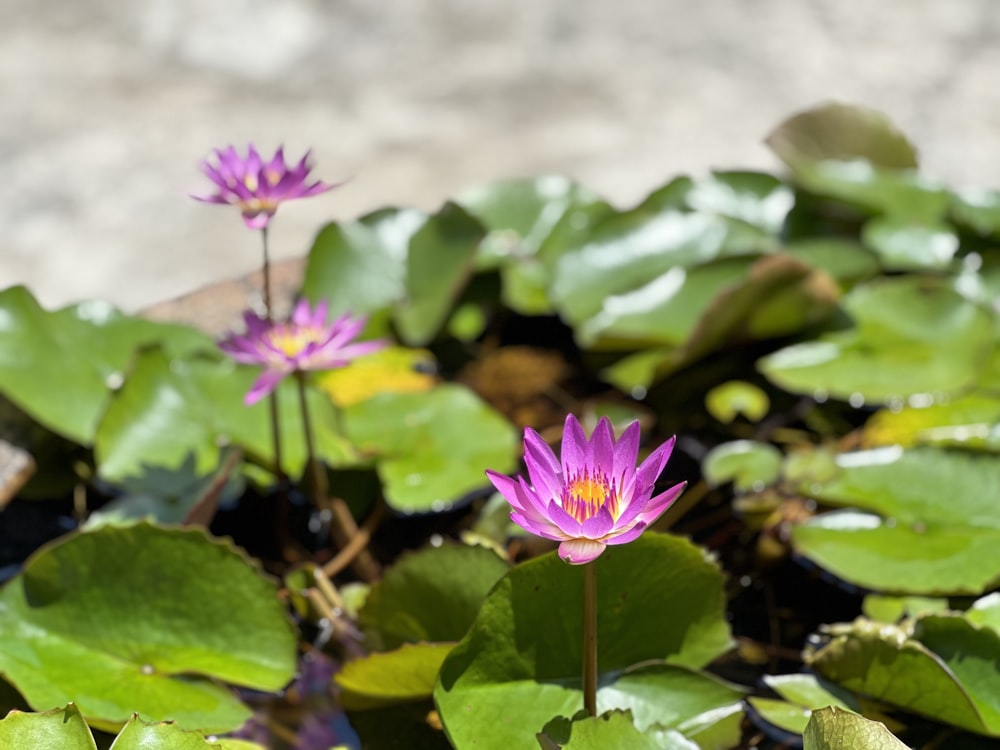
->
[766,102,918,171]
[702,441,783,492]
[358,543,509,651]
[337,643,455,710]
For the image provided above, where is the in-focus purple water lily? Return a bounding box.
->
[219,300,385,405]
[193,144,338,229]
[487,414,685,564]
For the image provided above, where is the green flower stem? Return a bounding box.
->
[583,559,598,716]
[294,371,380,582]
[259,227,285,482]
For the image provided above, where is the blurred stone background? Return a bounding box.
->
[4,0,999,311]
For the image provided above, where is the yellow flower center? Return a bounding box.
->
[243,174,259,192]
[269,327,322,358]
[562,469,619,523]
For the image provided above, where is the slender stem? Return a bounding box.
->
[259,227,285,481]
[295,371,381,582]
[260,225,274,319]
[295,370,327,503]
[583,560,598,717]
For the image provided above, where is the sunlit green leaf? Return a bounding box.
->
[802,707,911,750]
[0,523,296,732]
[538,711,663,750]
[705,381,770,424]
[343,385,518,513]
[861,217,959,270]
[702,441,782,492]
[394,202,484,345]
[435,534,732,749]
[0,705,96,749]
[760,277,994,403]
[792,446,1000,594]
[0,286,210,444]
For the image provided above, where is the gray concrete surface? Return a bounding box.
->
[5,0,1000,311]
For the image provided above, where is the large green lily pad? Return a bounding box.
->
[0,286,211,444]
[434,534,733,749]
[792,446,1000,594]
[0,705,96,749]
[0,523,297,732]
[760,276,995,404]
[95,348,359,483]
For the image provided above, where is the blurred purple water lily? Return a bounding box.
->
[487,414,685,564]
[193,144,337,229]
[219,300,385,405]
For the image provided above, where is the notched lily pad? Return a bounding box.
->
[792,446,1000,595]
[803,707,911,750]
[702,440,783,492]
[0,522,297,732]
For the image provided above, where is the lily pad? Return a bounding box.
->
[95,348,358,483]
[0,705,96,749]
[792,446,1000,594]
[300,208,424,317]
[358,543,510,650]
[434,534,733,749]
[861,217,959,271]
[336,643,456,710]
[766,102,919,171]
[0,286,211,444]
[538,711,663,750]
[705,381,771,424]
[807,616,1000,736]
[685,171,795,234]
[0,523,297,732]
[702,440,783,492]
[342,384,518,513]
[759,276,995,404]
[803,707,911,750]
[862,393,1000,451]
[393,202,485,345]
[748,673,859,735]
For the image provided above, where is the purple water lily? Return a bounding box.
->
[193,144,337,229]
[219,300,385,405]
[487,414,685,564]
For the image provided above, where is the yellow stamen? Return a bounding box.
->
[562,469,619,523]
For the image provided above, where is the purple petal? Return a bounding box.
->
[291,299,314,327]
[633,482,686,525]
[486,471,548,523]
[523,432,564,503]
[591,417,615,474]
[613,421,640,480]
[545,499,583,536]
[558,539,606,564]
[635,436,675,493]
[604,521,648,546]
[510,511,566,541]
[580,505,615,539]
[245,369,288,405]
[560,414,587,476]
